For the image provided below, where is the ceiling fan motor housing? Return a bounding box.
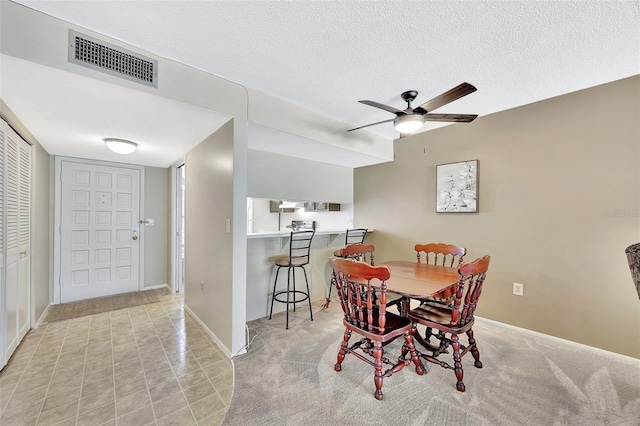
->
[401,90,418,103]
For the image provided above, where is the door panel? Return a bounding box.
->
[5,127,20,359]
[60,161,140,303]
[18,140,30,340]
[1,120,30,366]
[0,125,5,368]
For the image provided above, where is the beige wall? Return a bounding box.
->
[185,121,234,350]
[354,76,640,358]
[144,166,170,288]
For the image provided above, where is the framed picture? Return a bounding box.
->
[436,160,478,213]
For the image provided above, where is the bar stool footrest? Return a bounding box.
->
[273,290,310,305]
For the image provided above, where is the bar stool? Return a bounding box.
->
[334,228,368,257]
[269,229,315,329]
[323,228,368,308]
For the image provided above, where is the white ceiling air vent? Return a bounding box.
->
[68,30,158,88]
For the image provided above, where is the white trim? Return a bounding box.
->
[35,304,50,328]
[169,166,176,293]
[53,156,145,304]
[183,304,233,359]
[476,316,640,365]
[138,165,145,293]
[142,283,169,291]
[173,163,185,295]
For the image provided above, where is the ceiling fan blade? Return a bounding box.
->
[414,82,477,114]
[423,113,478,123]
[347,118,395,132]
[358,100,405,115]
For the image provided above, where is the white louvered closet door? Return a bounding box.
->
[18,138,31,342]
[1,119,31,369]
[0,123,6,369]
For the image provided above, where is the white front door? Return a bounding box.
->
[58,159,142,303]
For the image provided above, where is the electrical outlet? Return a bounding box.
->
[226,219,231,233]
[200,280,205,293]
[513,282,524,296]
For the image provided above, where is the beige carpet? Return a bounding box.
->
[44,287,170,323]
[223,303,640,425]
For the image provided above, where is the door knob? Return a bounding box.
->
[20,250,27,256]
[132,235,138,240]
[131,230,139,241]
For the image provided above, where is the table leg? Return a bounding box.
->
[400,297,410,317]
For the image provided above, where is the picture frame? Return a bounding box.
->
[436,160,478,213]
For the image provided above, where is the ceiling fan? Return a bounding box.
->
[347,82,478,134]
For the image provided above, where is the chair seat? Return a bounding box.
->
[274,255,309,267]
[408,301,474,333]
[423,286,456,305]
[344,311,413,342]
[409,301,454,325]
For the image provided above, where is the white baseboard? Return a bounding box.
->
[183,305,233,360]
[35,304,51,328]
[143,283,170,291]
[476,316,640,364]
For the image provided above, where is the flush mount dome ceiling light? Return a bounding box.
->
[104,138,138,154]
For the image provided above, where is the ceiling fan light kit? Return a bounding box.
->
[104,138,138,154]
[348,82,478,135]
[394,114,425,133]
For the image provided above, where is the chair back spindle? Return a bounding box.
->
[415,243,466,267]
[452,256,491,326]
[332,257,389,334]
[340,243,375,265]
[450,256,490,327]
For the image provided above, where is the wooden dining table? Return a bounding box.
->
[374,260,461,316]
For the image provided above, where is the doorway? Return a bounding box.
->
[54,157,144,304]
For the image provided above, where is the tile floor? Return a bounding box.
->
[0,293,233,426]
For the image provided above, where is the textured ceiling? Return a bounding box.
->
[5,0,640,166]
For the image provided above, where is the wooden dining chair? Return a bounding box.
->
[415,243,467,305]
[323,229,368,308]
[269,230,315,329]
[405,255,490,392]
[330,257,424,400]
[339,243,375,264]
[323,243,375,309]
